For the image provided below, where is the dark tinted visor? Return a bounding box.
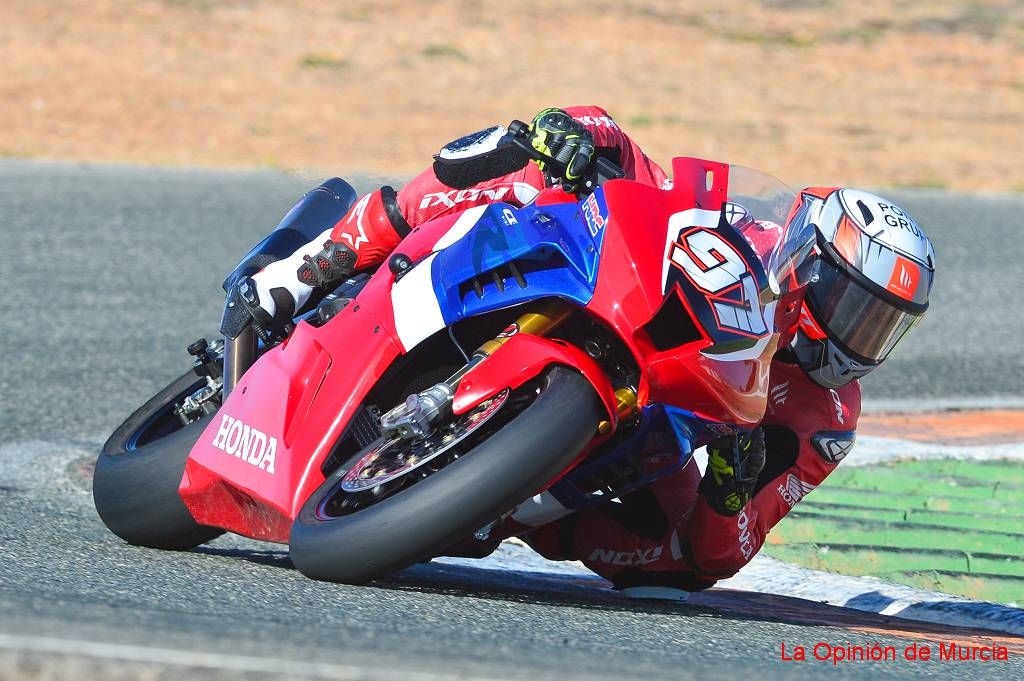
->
[807,258,923,362]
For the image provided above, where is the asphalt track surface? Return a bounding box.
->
[1,160,1022,680]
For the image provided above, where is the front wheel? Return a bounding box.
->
[289,366,603,584]
[94,371,225,550]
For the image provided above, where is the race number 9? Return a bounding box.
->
[669,228,768,338]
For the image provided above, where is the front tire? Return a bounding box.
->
[289,366,603,584]
[94,371,225,550]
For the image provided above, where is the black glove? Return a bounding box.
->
[527,108,596,192]
[701,428,767,515]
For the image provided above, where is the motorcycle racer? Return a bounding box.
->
[239,106,936,594]
[236,106,665,334]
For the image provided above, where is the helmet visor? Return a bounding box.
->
[807,258,923,362]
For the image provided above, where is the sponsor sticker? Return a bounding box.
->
[777,473,816,508]
[418,182,539,211]
[885,255,921,301]
[770,381,790,412]
[737,508,756,560]
[580,191,608,238]
[574,114,618,130]
[211,414,277,474]
[588,546,663,567]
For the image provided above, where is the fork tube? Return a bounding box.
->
[475,300,573,357]
[223,326,258,398]
[441,300,574,389]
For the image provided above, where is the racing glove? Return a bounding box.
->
[700,428,767,516]
[527,108,596,192]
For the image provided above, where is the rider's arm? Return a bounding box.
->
[561,105,668,188]
[685,361,862,581]
[334,106,668,271]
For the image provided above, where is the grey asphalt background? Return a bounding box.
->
[0,160,1021,680]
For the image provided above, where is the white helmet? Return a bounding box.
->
[790,188,936,388]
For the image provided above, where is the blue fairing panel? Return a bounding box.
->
[664,405,739,446]
[431,189,610,323]
[547,405,739,511]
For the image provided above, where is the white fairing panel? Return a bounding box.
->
[661,208,723,292]
[433,205,488,251]
[390,252,445,351]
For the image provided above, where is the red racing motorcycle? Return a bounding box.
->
[94,124,815,584]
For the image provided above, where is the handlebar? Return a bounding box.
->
[505,119,625,196]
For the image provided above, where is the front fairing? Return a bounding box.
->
[587,159,811,430]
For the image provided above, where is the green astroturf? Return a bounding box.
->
[762,459,1024,605]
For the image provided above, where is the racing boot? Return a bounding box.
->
[237,236,356,341]
[699,428,767,516]
[239,187,411,340]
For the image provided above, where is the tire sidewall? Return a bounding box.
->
[102,371,205,457]
[94,371,224,550]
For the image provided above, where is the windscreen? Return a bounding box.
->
[726,166,815,295]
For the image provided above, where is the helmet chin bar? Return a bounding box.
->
[791,329,875,389]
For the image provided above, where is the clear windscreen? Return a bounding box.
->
[726,166,816,294]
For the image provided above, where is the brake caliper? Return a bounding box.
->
[379,383,455,440]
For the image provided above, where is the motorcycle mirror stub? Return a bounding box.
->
[389,253,414,277]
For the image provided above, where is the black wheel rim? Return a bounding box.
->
[316,381,542,520]
[125,377,207,452]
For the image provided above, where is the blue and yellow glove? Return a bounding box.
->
[527,108,596,192]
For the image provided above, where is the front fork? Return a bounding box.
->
[223,325,258,398]
[381,300,637,441]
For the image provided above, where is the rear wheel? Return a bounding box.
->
[94,371,225,550]
[289,366,603,584]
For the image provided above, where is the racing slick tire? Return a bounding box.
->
[290,366,603,584]
[94,371,225,550]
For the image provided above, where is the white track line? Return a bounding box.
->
[720,556,1024,636]
[437,534,1024,636]
[849,435,1024,466]
[0,633,506,681]
[862,396,1024,413]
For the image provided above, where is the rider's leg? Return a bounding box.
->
[520,460,714,592]
[685,362,861,581]
[241,187,410,331]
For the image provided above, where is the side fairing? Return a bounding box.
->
[587,159,779,425]
[390,196,610,352]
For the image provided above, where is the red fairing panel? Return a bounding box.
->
[181,288,402,542]
[451,333,618,421]
[178,204,539,542]
[586,158,776,426]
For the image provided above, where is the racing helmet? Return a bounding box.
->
[791,188,936,388]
